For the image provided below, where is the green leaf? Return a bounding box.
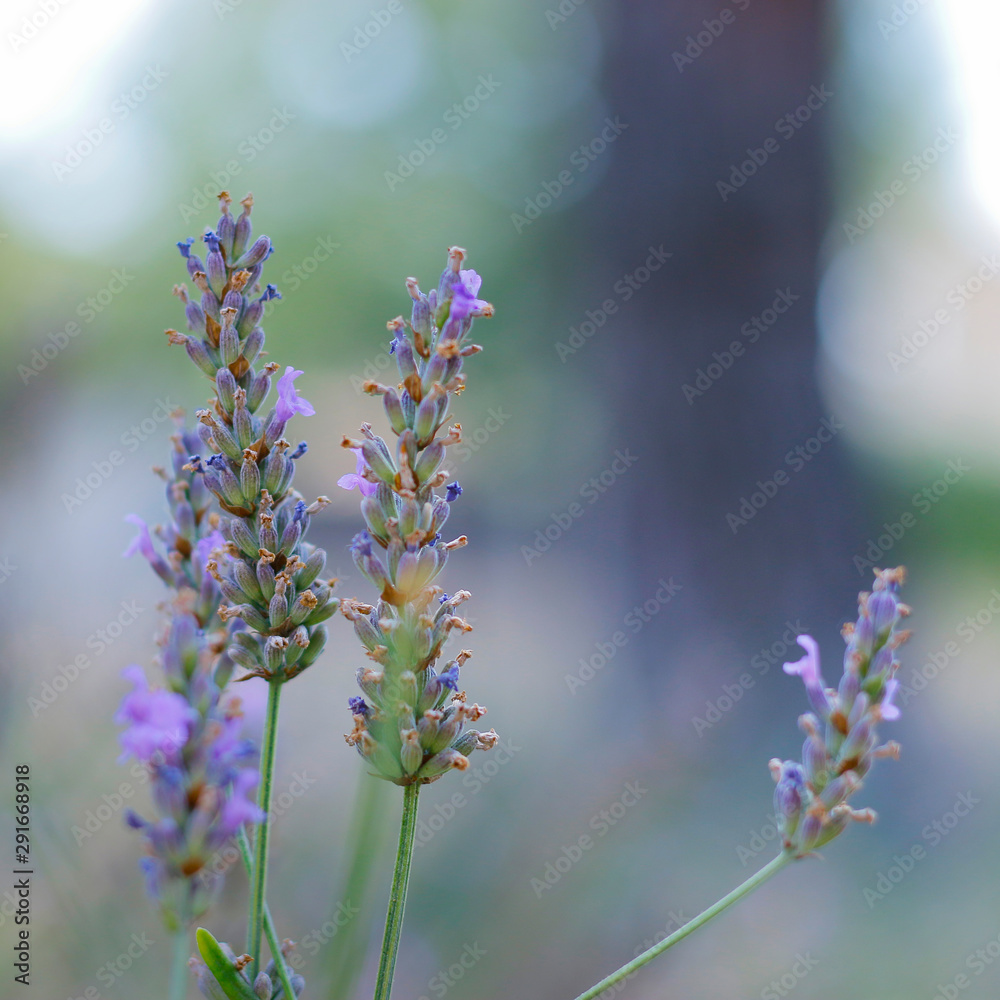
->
[195,928,260,1000]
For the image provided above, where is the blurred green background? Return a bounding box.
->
[1,0,999,998]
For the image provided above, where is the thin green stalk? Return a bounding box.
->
[168,925,190,1000]
[572,852,794,1000]
[325,776,391,1000]
[372,784,421,1000]
[247,677,283,975]
[237,825,297,999]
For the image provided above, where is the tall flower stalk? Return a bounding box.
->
[119,193,331,999]
[338,247,498,1000]
[572,567,911,998]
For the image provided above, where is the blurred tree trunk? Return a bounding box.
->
[585,0,859,684]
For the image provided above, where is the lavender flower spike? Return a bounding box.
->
[342,247,498,786]
[116,617,264,930]
[771,567,911,857]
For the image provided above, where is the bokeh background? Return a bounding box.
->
[1,0,998,997]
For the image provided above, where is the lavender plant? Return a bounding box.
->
[117,201,915,1000]
[118,193,331,1000]
[572,566,910,999]
[337,247,498,1000]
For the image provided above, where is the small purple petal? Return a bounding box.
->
[784,635,831,717]
[338,450,378,497]
[448,269,489,323]
[880,678,901,721]
[275,366,315,423]
[115,666,195,764]
[193,529,225,576]
[123,514,156,561]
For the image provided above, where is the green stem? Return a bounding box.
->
[325,776,391,1000]
[572,852,794,1000]
[247,677,283,975]
[372,783,421,1000]
[168,925,190,1000]
[237,825,297,999]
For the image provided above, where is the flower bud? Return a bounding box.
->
[241,454,261,503]
[400,730,423,774]
[216,368,237,411]
[413,442,444,485]
[229,518,259,557]
[254,971,273,1000]
[383,389,407,435]
[296,624,328,670]
[264,636,288,674]
[236,235,271,268]
[184,336,216,377]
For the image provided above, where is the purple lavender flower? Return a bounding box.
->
[275,366,316,423]
[448,269,490,323]
[342,247,497,786]
[338,449,378,497]
[115,665,195,764]
[123,513,164,563]
[117,618,264,927]
[880,678,901,721]
[783,635,831,717]
[771,567,910,857]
